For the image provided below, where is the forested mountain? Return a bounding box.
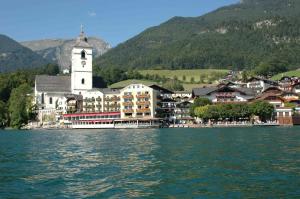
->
[0,34,50,72]
[94,0,300,72]
[21,37,110,71]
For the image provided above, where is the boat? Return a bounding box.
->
[62,112,161,129]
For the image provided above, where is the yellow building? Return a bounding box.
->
[120,84,157,119]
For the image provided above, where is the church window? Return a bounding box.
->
[41,93,45,104]
[81,51,86,59]
[82,78,85,85]
[49,97,53,104]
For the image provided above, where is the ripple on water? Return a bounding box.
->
[0,127,300,198]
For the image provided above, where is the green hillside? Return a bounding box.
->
[0,34,50,72]
[271,70,300,80]
[94,0,300,72]
[139,69,228,83]
[108,79,210,92]
[109,79,156,89]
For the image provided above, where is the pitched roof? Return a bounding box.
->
[149,84,173,94]
[247,77,278,85]
[35,75,71,93]
[98,88,120,95]
[192,87,218,96]
[74,31,92,48]
[192,86,256,97]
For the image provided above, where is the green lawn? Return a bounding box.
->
[109,79,212,92]
[139,69,229,83]
[182,83,216,92]
[109,79,157,89]
[271,70,300,81]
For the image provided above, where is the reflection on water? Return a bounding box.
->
[0,127,300,198]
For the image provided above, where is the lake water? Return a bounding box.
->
[0,127,300,198]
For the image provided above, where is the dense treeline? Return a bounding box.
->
[94,0,300,74]
[0,64,59,129]
[193,99,275,122]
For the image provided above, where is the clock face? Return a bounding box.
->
[81,61,86,66]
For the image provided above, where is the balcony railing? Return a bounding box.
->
[123,109,134,113]
[122,95,134,99]
[123,102,134,106]
[136,101,151,106]
[136,108,151,113]
[136,94,150,98]
[110,97,120,101]
[110,104,120,108]
[216,93,235,98]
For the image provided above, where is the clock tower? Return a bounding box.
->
[71,26,93,94]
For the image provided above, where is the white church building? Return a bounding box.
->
[35,29,101,124]
[34,29,159,127]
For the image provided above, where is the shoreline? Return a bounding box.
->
[20,123,295,130]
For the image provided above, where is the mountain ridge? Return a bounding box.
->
[94,0,300,72]
[21,37,110,70]
[0,34,50,72]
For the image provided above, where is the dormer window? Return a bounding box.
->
[81,50,86,59]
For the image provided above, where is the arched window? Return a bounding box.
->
[81,78,85,85]
[81,50,86,59]
[41,93,45,104]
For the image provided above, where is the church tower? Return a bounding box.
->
[71,26,93,94]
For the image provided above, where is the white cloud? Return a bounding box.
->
[88,11,97,17]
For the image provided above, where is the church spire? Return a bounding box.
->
[74,25,91,48]
[80,24,84,34]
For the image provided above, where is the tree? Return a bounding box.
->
[0,100,7,128]
[255,57,288,77]
[194,105,209,120]
[8,84,32,129]
[199,74,206,83]
[241,71,248,82]
[190,77,195,83]
[162,79,184,91]
[190,97,212,117]
[250,101,274,122]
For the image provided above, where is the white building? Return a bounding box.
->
[34,28,101,124]
[34,29,159,126]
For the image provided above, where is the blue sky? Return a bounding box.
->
[0,0,238,46]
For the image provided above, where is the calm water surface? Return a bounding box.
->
[0,127,300,198]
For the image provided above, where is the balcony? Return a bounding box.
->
[136,108,151,113]
[123,101,134,106]
[136,101,151,106]
[216,93,235,98]
[110,104,120,108]
[136,94,150,98]
[122,95,134,99]
[84,98,95,103]
[110,96,120,101]
[123,109,134,113]
[83,105,95,109]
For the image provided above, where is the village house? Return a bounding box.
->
[246,77,278,93]
[192,85,256,103]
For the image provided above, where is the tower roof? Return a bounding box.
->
[74,25,92,48]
